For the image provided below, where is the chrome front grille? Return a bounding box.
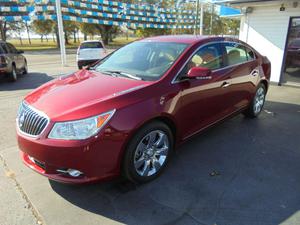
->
[17,102,49,137]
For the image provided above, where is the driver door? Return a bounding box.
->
[176,43,232,139]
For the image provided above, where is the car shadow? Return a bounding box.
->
[0,72,53,91]
[49,101,300,225]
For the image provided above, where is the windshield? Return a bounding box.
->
[94,41,189,81]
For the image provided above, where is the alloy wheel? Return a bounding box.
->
[134,130,169,177]
[12,66,17,81]
[253,86,265,114]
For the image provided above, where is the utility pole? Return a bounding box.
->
[55,0,67,66]
[210,3,214,35]
[194,0,199,35]
[199,2,204,35]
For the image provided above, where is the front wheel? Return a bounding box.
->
[8,64,17,82]
[122,121,174,183]
[243,83,266,118]
[23,60,28,74]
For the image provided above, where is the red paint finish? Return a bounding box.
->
[17,36,270,183]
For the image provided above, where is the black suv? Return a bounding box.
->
[0,41,28,82]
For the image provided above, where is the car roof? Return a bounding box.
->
[140,35,225,44]
[139,35,245,46]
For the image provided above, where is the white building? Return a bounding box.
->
[220,0,300,86]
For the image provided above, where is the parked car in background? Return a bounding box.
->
[76,40,106,69]
[17,35,270,184]
[286,38,300,67]
[0,41,28,82]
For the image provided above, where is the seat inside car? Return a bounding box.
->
[228,49,242,65]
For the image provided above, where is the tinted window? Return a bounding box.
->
[80,42,103,49]
[95,41,188,81]
[224,43,248,66]
[6,43,17,54]
[289,39,300,47]
[180,43,223,76]
[245,47,256,60]
[0,43,8,54]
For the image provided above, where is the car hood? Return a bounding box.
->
[24,69,151,121]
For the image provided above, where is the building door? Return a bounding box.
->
[282,17,300,85]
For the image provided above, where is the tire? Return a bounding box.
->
[78,65,83,70]
[23,60,28,74]
[122,121,174,184]
[8,64,17,82]
[243,83,266,118]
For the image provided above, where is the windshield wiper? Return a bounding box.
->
[102,70,142,80]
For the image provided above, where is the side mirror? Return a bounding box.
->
[17,50,24,54]
[187,67,212,80]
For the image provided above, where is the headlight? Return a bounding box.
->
[48,110,115,140]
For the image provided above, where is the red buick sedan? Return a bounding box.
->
[17,35,270,184]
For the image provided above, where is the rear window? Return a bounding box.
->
[80,42,103,49]
[224,42,249,66]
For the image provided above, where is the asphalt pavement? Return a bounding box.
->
[0,51,300,225]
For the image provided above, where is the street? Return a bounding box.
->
[1,51,300,225]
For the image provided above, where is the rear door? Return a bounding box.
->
[221,42,260,111]
[175,42,233,139]
[6,43,22,70]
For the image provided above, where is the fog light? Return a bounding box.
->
[67,169,83,177]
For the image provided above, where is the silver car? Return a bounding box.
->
[0,41,28,82]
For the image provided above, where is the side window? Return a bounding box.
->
[6,43,17,54]
[180,43,223,76]
[0,43,9,54]
[245,47,256,60]
[224,42,248,66]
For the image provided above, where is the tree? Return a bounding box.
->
[136,28,171,38]
[78,23,100,41]
[0,1,27,41]
[0,21,7,41]
[8,22,25,45]
[31,20,54,42]
[63,21,78,44]
[25,21,32,45]
[95,25,113,45]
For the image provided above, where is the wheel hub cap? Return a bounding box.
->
[134,130,169,177]
[253,87,265,114]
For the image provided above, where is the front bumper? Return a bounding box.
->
[17,127,126,184]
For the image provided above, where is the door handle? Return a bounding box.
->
[221,81,231,88]
[251,69,259,76]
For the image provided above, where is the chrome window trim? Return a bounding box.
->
[16,101,50,139]
[171,41,257,84]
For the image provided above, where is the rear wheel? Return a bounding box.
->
[243,83,266,118]
[8,64,17,82]
[122,121,174,183]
